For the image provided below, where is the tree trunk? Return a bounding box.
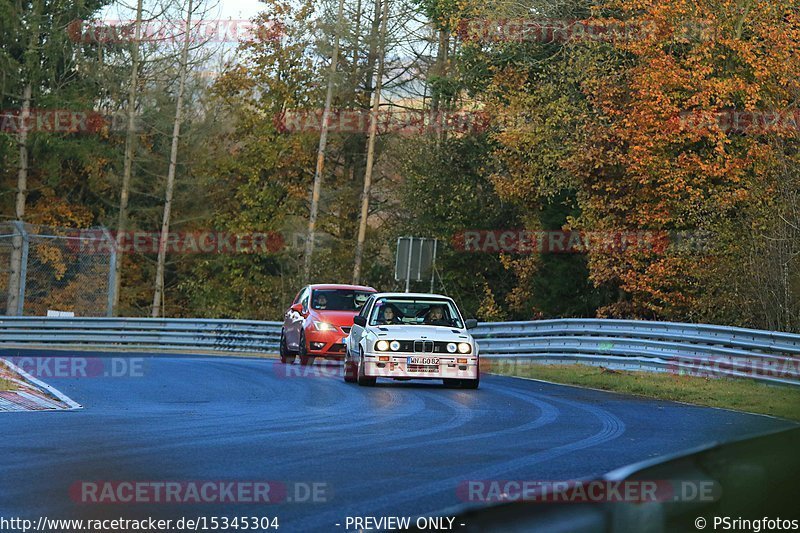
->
[6,0,42,315]
[352,0,389,284]
[352,0,362,93]
[348,0,382,207]
[151,0,193,318]
[113,0,144,316]
[430,27,447,113]
[431,27,449,142]
[302,0,346,283]
[6,83,32,315]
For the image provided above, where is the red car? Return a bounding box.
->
[280,284,377,365]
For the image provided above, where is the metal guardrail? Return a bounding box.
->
[471,318,800,386]
[0,317,282,353]
[0,316,797,386]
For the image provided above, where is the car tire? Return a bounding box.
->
[343,351,357,383]
[356,350,376,387]
[298,331,314,366]
[279,330,295,364]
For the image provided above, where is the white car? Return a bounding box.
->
[343,293,480,389]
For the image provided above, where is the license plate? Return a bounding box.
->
[407,356,440,366]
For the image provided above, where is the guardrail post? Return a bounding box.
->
[13,221,29,316]
[103,228,117,317]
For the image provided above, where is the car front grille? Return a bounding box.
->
[413,340,434,353]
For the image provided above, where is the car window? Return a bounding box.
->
[300,288,310,312]
[311,289,375,311]
[358,296,375,319]
[369,297,463,328]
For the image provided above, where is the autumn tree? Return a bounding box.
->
[567,0,800,328]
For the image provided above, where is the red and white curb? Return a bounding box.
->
[0,358,81,412]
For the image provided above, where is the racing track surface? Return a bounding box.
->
[0,353,795,532]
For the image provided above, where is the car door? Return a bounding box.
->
[285,287,308,349]
[282,288,301,338]
[348,295,374,355]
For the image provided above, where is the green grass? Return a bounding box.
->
[489,362,800,422]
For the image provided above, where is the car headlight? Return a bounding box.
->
[446,342,457,353]
[390,340,401,351]
[313,321,337,332]
[376,340,390,351]
[458,342,472,354]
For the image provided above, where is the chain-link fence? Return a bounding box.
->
[0,222,116,317]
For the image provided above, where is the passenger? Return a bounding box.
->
[425,305,450,326]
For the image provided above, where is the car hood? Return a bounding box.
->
[312,310,360,327]
[369,324,472,342]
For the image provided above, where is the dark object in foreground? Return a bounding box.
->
[426,426,800,532]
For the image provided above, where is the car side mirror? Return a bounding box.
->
[290,303,303,314]
[465,319,478,330]
[353,316,367,327]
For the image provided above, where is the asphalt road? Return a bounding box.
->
[0,352,795,532]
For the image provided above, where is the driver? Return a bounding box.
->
[378,304,402,325]
[315,293,328,309]
[425,305,450,326]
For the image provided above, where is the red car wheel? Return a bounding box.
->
[298,330,315,366]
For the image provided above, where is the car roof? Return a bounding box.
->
[309,284,376,292]
[370,292,455,300]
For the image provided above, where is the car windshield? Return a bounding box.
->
[311,289,372,311]
[369,298,463,328]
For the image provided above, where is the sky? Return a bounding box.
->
[95,0,274,70]
[215,0,265,19]
[101,0,268,26]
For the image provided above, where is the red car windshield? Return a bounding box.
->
[311,289,372,311]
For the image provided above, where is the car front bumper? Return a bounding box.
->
[362,353,479,380]
[304,329,348,358]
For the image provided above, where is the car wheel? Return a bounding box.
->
[356,350,376,387]
[279,330,295,364]
[343,350,357,383]
[298,331,314,366]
